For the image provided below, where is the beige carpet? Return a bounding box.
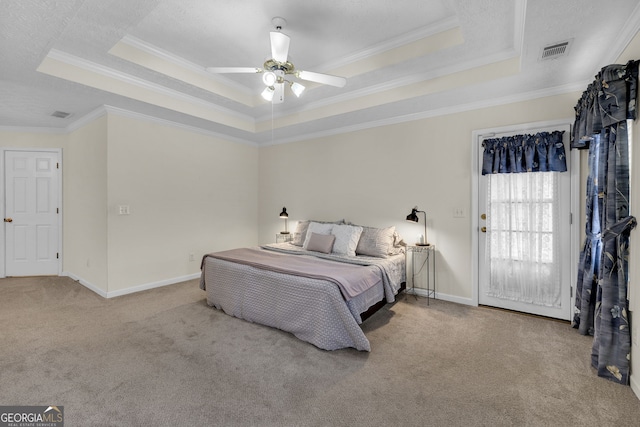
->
[1,276,639,426]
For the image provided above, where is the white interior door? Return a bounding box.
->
[477,127,572,320]
[4,150,60,276]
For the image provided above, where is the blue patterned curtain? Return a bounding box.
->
[573,60,638,385]
[481,131,567,175]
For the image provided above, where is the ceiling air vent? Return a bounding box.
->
[539,40,572,61]
[51,111,71,119]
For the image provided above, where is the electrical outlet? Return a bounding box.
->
[453,207,465,218]
[118,205,130,215]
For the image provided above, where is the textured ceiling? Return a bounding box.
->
[1,0,640,145]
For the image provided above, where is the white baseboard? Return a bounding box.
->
[62,271,108,298]
[406,287,474,306]
[62,271,201,298]
[632,374,640,401]
[106,273,201,298]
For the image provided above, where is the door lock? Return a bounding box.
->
[4,218,13,223]
[481,213,487,220]
[481,226,487,233]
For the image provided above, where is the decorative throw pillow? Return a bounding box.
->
[303,222,334,249]
[331,224,363,256]
[355,225,396,258]
[306,232,336,254]
[291,220,310,246]
[292,219,345,246]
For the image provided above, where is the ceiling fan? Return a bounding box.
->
[206,17,347,104]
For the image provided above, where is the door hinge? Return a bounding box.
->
[570,287,573,298]
[56,253,59,259]
[56,162,59,169]
[56,208,59,214]
[570,213,573,224]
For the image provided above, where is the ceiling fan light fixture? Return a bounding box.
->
[261,86,275,101]
[207,16,346,103]
[290,81,305,97]
[262,71,277,86]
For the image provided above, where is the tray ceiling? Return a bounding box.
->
[2,0,640,145]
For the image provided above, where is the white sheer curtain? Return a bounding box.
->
[486,172,562,307]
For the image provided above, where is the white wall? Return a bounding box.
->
[0,130,67,149]
[0,112,259,296]
[259,92,579,302]
[2,31,639,393]
[105,114,258,294]
[64,116,109,292]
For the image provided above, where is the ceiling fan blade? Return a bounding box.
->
[270,32,290,63]
[206,67,261,74]
[272,83,285,104]
[296,70,346,88]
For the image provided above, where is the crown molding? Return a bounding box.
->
[45,49,256,124]
[2,105,258,147]
[261,2,525,124]
[316,16,460,73]
[101,105,258,146]
[65,106,108,132]
[261,80,585,147]
[2,77,584,148]
[257,48,520,123]
[4,77,585,149]
[116,35,253,95]
[606,1,640,65]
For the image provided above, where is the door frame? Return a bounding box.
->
[0,148,63,278]
[470,119,581,318]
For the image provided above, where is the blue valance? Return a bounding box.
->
[572,60,638,149]
[481,130,567,175]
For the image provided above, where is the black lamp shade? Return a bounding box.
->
[279,207,288,218]
[406,206,428,245]
[406,208,419,223]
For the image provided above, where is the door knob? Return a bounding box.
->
[4,218,12,223]
[481,226,487,232]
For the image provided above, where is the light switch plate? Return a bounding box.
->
[453,207,465,217]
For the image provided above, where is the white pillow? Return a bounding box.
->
[303,222,334,249]
[331,224,363,256]
[291,220,310,246]
[356,225,396,258]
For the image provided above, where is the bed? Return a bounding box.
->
[199,221,406,351]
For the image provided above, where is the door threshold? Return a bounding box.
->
[479,304,571,324]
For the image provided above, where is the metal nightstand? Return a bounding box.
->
[406,244,436,304]
[276,233,293,243]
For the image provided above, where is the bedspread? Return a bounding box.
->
[200,256,374,351]
[199,244,405,351]
[261,243,405,303]
[203,247,381,300]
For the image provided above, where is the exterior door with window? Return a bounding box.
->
[4,150,61,276]
[478,128,572,320]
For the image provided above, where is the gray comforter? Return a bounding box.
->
[203,247,381,300]
[199,244,405,351]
